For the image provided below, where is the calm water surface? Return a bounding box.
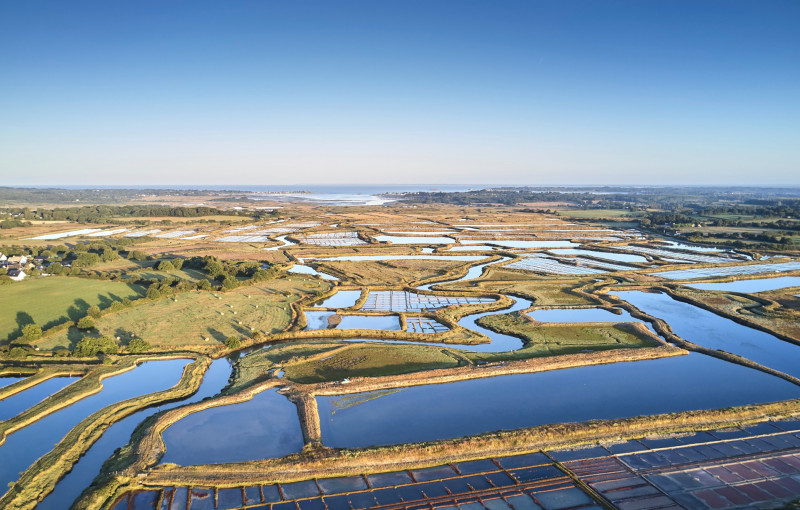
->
[37,359,233,509]
[160,388,303,465]
[305,312,401,331]
[318,354,800,448]
[314,290,362,309]
[0,376,79,421]
[615,291,800,378]
[288,264,338,280]
[685,276,800,293]
[0,377,24,390]
[0,359,191,498]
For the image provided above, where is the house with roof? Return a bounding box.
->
[7,255,28,265]
[7,268,26,281]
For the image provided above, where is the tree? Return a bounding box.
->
[157,260,174,271]
[225,336,241,349]
[73,252,101,267]
[86,305,102,318]
[76,316,95,330]
[127,338,152,353]
[73,336,118,357]
[171,258,184,270]
[47,262,65,275]
[21,324,42,341]
[196,279,211,290]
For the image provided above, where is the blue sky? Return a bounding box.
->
[1,1,798,186]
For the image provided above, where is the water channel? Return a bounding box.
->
[37,358,234,509]
[317,354,800,448]
[0,359,191,499]
[0,376,80,422]
[614,290,800,379]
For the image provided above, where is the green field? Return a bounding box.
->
[37,276,330,350]
[0,277,146,343]
[269,342,461,383]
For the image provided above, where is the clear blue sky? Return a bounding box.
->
[1,1,798,186]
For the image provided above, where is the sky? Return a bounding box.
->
[1,1,798,187]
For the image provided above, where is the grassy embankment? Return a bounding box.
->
[0,277,146,344]
[0,355,210,510]
[475,312,661,358]
[77,393,800,509]
[36,276,329,351]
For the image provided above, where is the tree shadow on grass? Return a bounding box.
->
[67,298,91,321]
[206,328,226,343]
[5,311,36,343]
[97,293,113,309]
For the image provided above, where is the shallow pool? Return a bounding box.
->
[160,388,303,465]
[685,276,800,293]
[314,290,362,309]
[305,311,402,331]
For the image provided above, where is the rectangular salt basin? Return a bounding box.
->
[28,228,103,240]
[316,255,484,262]
[461,240,579,248]
[374,235,456,244]
[548,249,648,264]
[650,261,800,280]
[86,228,129,237]
[449,245,495,251]
[685,276,800,293]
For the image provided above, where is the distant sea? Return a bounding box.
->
[36,184,486,194]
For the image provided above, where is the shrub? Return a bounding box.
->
[86,305,102,318]
[225,336,241,349]
[8,346,28,359]
[157,260,175,271]
[73,336,118,357]
[127,338,152,353]
[76,317,95,330]
[127,250,148,261]
[221,275,239,290]
[21,324,42,341]
[171,258,184,270]
[146,284,161,300]
[196,279,211,290]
